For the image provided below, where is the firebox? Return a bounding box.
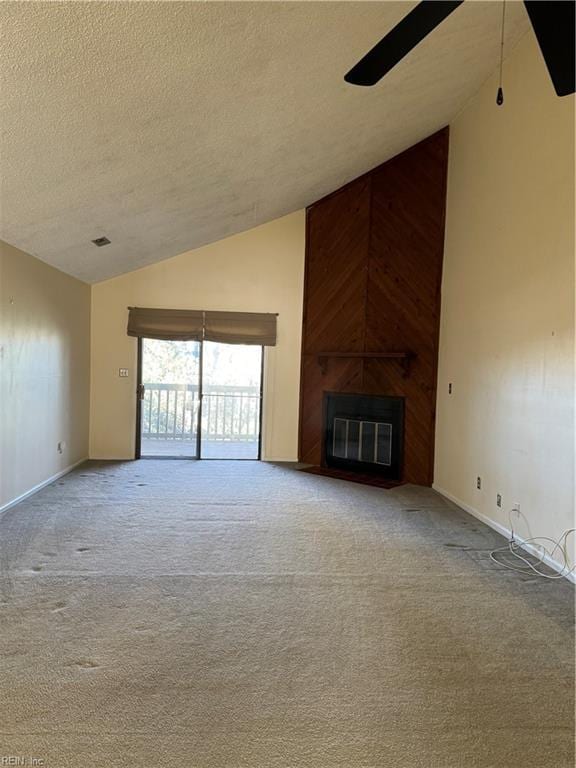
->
[323,392,404,480]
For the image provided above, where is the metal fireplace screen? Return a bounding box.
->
[332,418,392,466]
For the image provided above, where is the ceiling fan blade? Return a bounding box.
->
[344,1,464,87]
[523,0,575,96]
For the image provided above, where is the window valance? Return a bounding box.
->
[127,307,277,346]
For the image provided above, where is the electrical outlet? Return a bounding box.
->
[496,494,502,507]
[476,476,482,490]
[119,368,129,378]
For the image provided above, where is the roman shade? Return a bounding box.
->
[204,311,277,346]
[127,308,277,346]
[127,308,203,341]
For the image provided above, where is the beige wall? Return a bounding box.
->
[0,241,91,508]
[90,211,305,461]
[435,32,575,565]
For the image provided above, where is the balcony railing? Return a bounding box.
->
[141,383,261,442]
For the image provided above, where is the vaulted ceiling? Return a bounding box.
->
[0,1,529,283]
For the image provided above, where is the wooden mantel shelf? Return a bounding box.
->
[316,351,415,377]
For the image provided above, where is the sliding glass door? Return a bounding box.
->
[139,338,201,458]
[138,338,262,459]
[200,342,263,459]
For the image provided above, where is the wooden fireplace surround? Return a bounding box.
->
[298,128,449,486]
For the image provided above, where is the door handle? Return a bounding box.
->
[137,384,145,400]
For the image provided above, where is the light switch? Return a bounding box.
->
[119,368,129,377]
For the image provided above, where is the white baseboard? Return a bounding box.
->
[0,457,88,515]
[433,484,576,585]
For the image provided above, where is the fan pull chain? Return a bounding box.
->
[497,0,506,105]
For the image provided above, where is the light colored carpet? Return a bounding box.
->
[0,460,573,767]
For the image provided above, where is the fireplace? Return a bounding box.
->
[323,392,404,480]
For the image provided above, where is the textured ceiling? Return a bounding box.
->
[0,1,529,283]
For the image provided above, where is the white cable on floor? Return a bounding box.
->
[489,510,575,580]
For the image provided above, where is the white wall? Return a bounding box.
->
[90,211,305,461]
[0,241,91,509]
[435,32,575,566]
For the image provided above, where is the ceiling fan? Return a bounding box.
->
[344,0,575,98]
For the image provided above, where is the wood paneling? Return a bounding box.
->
[299,129,449,485]
[299,176,371,464]
[302,177,371,354]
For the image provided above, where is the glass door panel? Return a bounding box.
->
[140,339,201,458]
[200,342,262,459]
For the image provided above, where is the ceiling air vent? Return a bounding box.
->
[92,236,111,247]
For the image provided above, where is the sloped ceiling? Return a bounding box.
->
[0,1,530,283]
